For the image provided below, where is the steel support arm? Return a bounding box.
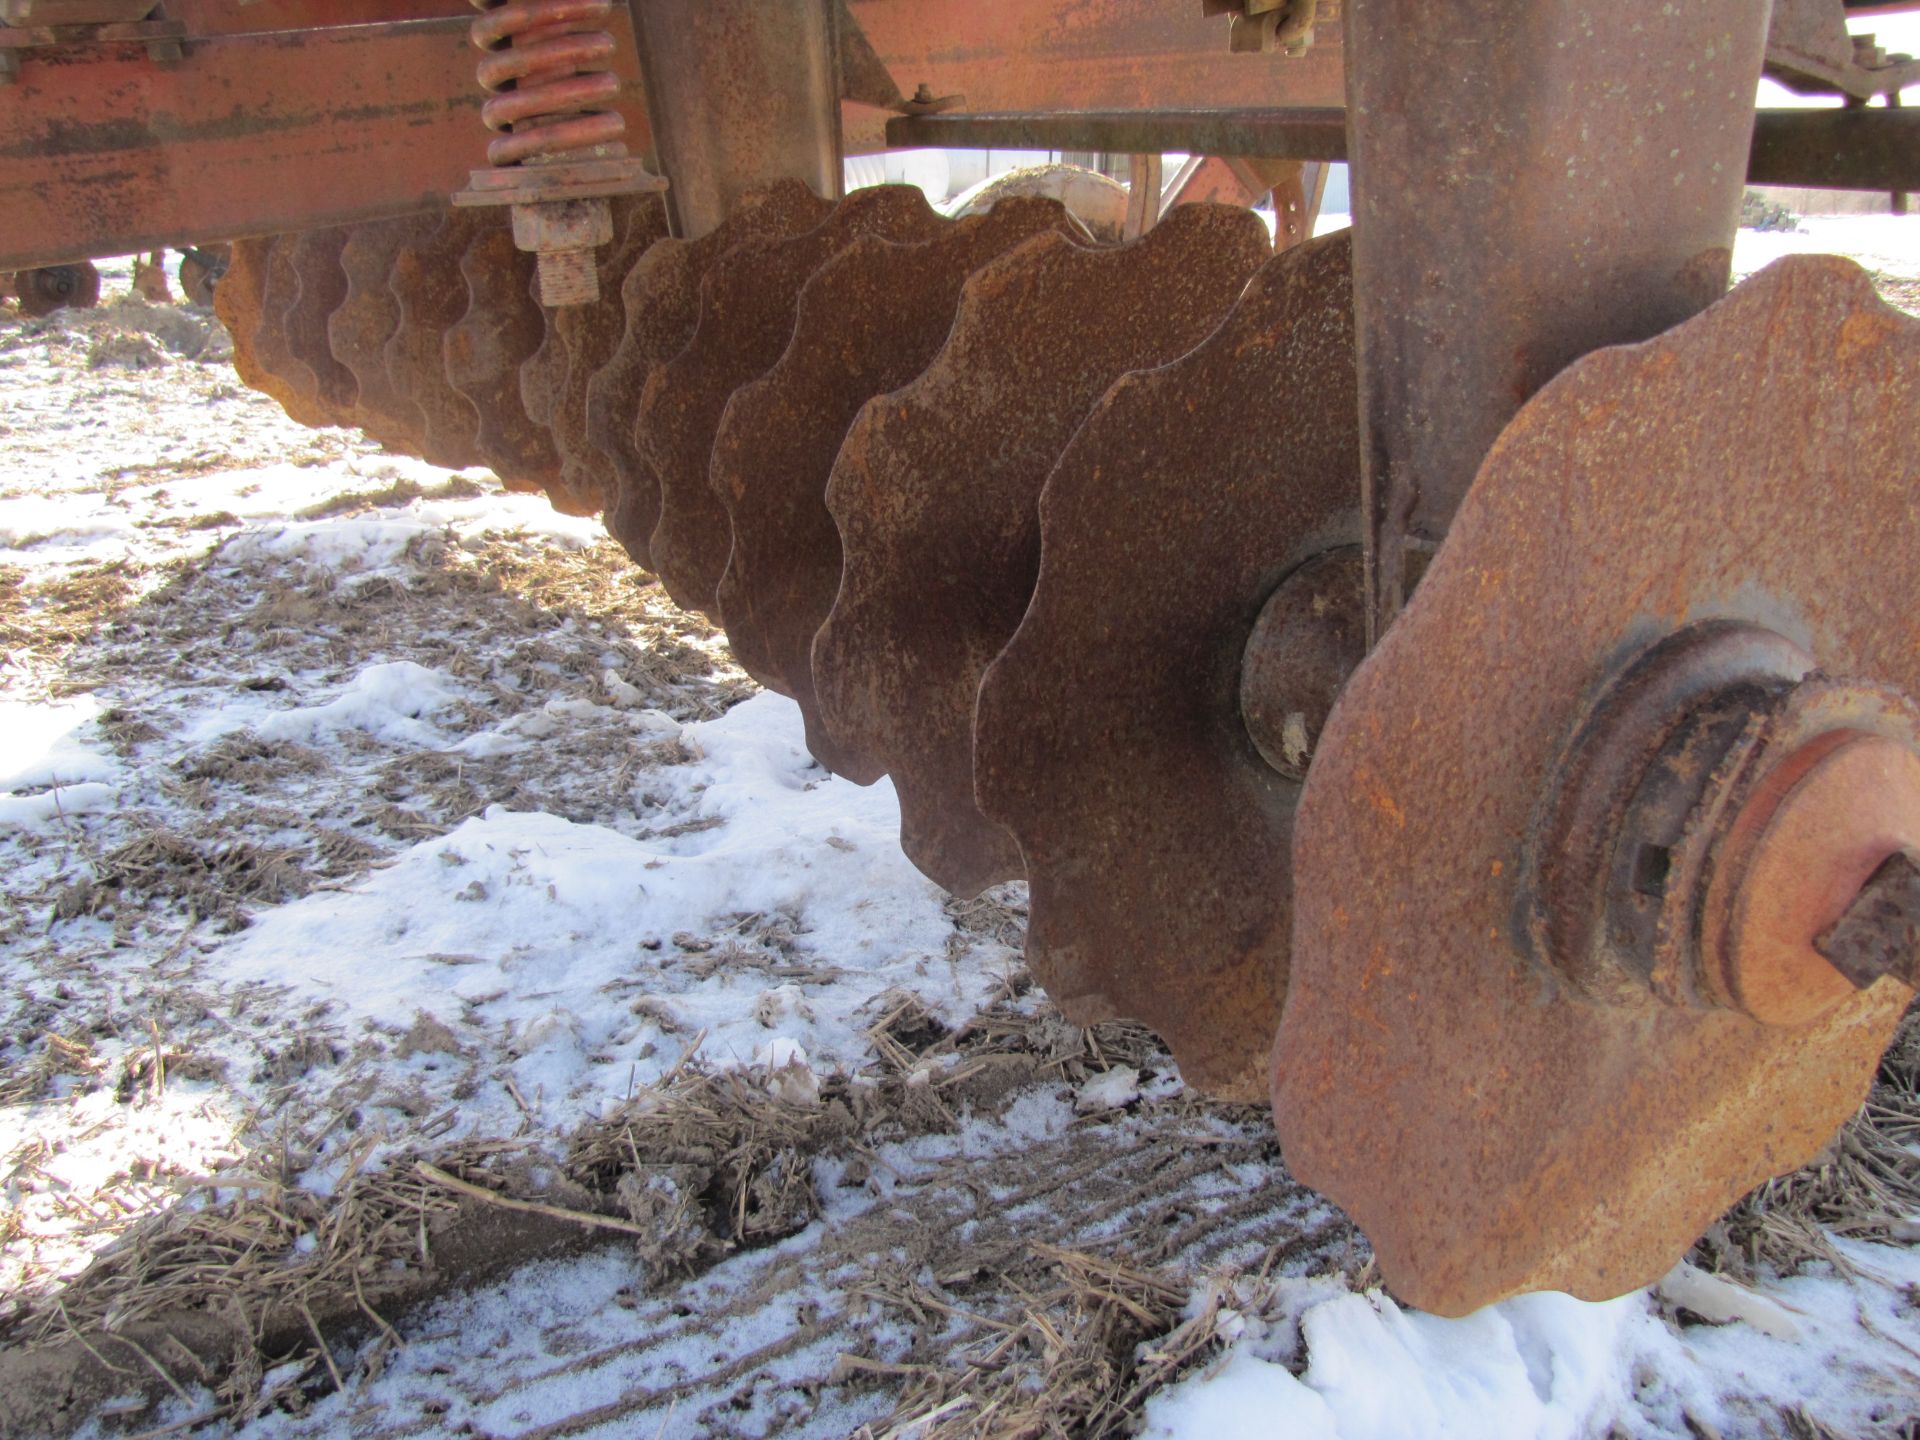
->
[1344,0,1774,641]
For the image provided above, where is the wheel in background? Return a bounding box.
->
[178,246,229,308]
[12,261,102,317]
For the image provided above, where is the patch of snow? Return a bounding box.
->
[0,495,139,564]
[252,660,464,747]
[1144,1285,1653,1440]
[1075,1063,1141,1113]
[0,781,118,831]
[207,694,994,1156]
[219,491,604,578]
[0,695,116,791]
[1145,1243,1920,1440]
[1734,214,1920,279]
[221,516,441,573]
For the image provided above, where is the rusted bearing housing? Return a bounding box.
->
[1528,620,1920,1025]
[11,261,101,317]
[1238,546,1367,784]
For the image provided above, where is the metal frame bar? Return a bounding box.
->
[0,0,1351,265]
[2,0,1911,271]
[1344,0,1774,640]
[631,0,843,240]
[0,15,648,271]
[888,106,1920,193]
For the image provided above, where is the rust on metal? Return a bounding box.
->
[1692,680,1920,1026]
[213,237,272,404]
[249,234,326,426]
[328,214,434,455]
[630,0,841,239]
[1278,256,1920,1317]
[277,226,357,426]
[1524,622,1920,1034]
[971,230,1356,1103]
[884,108,1351,161]
[451,0,663,306]
[812,203,1271,888]
[593,180,833,569]
[1160,155,1321,250]
[0,0,1349,270]
[177,245,224,308]
[0,16,649,273]
[1818,851,1920,991]
[640,185,947,615]
[226,233,349,431]
[1345,0,1771,640]
[1237,546,1367,784]
[1524,622,1816,1007]
[384,212,486,471]
[846,0,1343,154]
[710,195,1086,708]
[444,219,560,497]
[525,194,669,514]
[7,257,97,314]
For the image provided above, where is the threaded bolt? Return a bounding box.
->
[511,198,613,309]
[536,247,600,306]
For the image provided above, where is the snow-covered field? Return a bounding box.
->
[2,230,1918,1440]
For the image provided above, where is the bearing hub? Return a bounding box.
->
[1277,254,1920,1315]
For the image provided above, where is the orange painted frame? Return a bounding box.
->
[0,2,1343,269]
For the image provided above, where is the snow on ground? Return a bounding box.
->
[1311,210,1920,289]
[1,232,1917,1438]
[1143,1243,1920,1440]
[1733,213,1920,279]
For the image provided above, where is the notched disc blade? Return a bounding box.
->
[384,212,484,471]
[279,226,358,427]
[533,196,671,516]
[249,236,326,426]
[640,184,948,615]
[216,236,277,407]
[445,222,557,498]
[812,203,1273,891]
[711,196,1085,704]
[972,231,1358,1102]
[331,215,434,455]
[592,179,834,569]
[1277,255,1920,1315]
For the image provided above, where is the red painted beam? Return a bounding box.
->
[0,16,648,269]
[0,0,1343,267]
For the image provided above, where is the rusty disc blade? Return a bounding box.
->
[278,226,358,427]
[1277,255,1920,1316]
[710,196,1085,702]
[330,215,434,456]
[249,235,326,427]
[592,180,836,569]
[971,231,1358,1102]
[811,203,1272,887]
[640,185,948,616]
[384,212,485,471]
[520,195,670,516]
[215,237,278,410]
[444,221,558,498]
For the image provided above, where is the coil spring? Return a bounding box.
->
[468,0,629,169]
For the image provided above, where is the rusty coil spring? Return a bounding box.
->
[468,0,628,168]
